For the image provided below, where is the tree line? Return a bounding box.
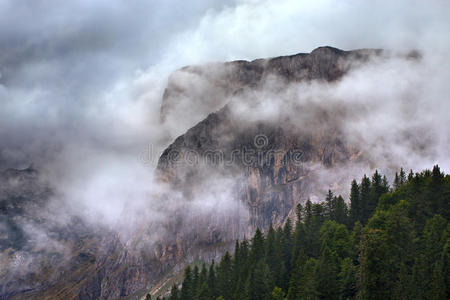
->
[150,165,449,300]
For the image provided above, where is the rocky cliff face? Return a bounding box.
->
[1,46,383,299]
[157,46,377,234]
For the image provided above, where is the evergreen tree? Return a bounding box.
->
[291,211,306,269]
[295,202,303,224]
[287,250,307,300]
[333,195,348,225]
[368,170,383,217]
[304,199,313,229]
[413,214,448,299]
[169,284,179,300]
[196,282,210,300]
[407,169,414,181]
[198,264,207,291]
[265,224,282,286]
[271,286,286,300]
[298,258,318,299]
[207,261,217,299]
[316,247,339,300]
[393,172,400,190]
[349,179,360,225]
[429,165,445,217]
[280,218,293,288]
[339,258,358,299]
[359,175,371,224]
[351,221,362,261]
[244,260,272,300]
[216,252,233,300]
[325,190,334,220]
[399,167,406,185]
[382,175,389,192]
[181,266,194,300]
[250,228,265,265]
[319,221,352,260]
[360,201,415,299]
[192,265,199,297]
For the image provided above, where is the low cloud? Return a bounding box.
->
[0,1,449,281]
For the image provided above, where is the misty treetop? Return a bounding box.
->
[163,165,449,300]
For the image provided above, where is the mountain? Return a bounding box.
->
[156,46,383,245]
[159,46,382,135]
[1,47,411,299]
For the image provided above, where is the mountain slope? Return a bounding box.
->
[1,46,411,299]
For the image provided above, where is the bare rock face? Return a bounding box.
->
[156,47,378,236]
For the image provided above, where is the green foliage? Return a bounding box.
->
[271,286,285,300]
[169,284,179,300]
[171,166,449,300]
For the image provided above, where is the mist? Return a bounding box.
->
[1,0,450,265]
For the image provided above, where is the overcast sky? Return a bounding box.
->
[0,0,449,170]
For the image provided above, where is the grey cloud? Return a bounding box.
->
[0,0,449,241]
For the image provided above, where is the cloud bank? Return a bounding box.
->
[0,0,449,235]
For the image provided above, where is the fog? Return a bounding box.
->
[0,0,449,255]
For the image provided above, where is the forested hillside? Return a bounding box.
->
[155,166,449,300]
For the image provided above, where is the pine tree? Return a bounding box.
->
[298,258,318,299]
[359,175,371,224]
[304,199,313,229]
[349,179,360,225]
[351,221,362,261]
[339,258,358,299]
[265,224,281,286]
[333,195,348,225]
[279,219,293,291]
[393,172,400,190]
[207,261,216,299]
[360,201,415,299]
[429,165,445,217]
[195,282,210,300]
[316,247,339,300]
[271,286,286,300]
[244,260,272,300]
[181,266,193,300]
[287,250,307,300]
[250,228,265,265]
[399,168,406,185]
[368,170,383,216]
[408,169,414,181]
[192,265,199,297]
[325,190,334,220]
[413,214,448,299]
[291,212,306,269]
[382,175,389,193]
[295,203,303,224]
[216,252,233,300]
[319,221,352,260]
[169,284,179,300]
